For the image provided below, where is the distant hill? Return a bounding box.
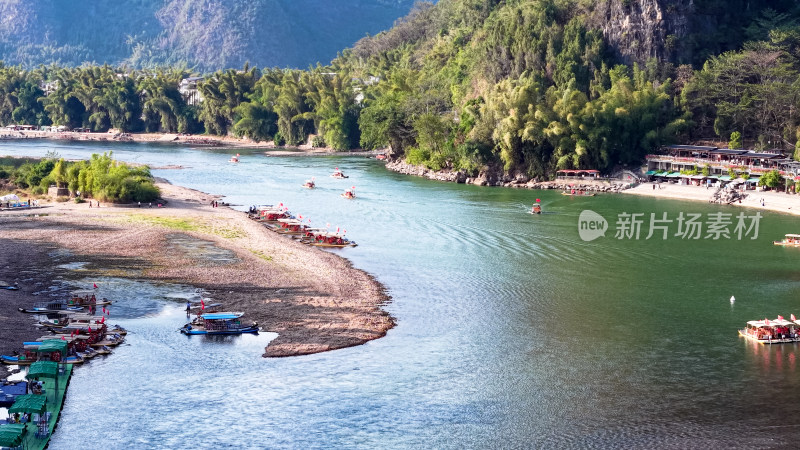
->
[0,0,418,70]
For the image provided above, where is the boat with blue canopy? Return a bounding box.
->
[180,312,259,335]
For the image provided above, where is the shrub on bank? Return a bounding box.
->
[311,135,326,148]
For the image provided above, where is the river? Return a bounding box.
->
[4,140,800,448]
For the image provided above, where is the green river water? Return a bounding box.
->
[2,140,800,447]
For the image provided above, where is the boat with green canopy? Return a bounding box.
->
[0,423,27,448]
[4,361,73,449]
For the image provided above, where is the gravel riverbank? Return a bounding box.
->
[0,180,394,378]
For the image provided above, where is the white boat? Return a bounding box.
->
[739,316,800,344]
[773,234,800,247]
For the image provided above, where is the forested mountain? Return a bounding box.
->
[0,0,417,70]
[1,0,800,179]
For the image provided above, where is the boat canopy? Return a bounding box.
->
[771,319,793,326]
[26,361,59,379]
[34,340,67,353]
[314,232,345,238]
[71,290,95,296]
[201,312,244,320]
[8,394,46,414]
[0,424,27,448]
[36,335,87,342]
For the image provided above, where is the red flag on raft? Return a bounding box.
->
[93,283,98,289]
[792,314,797,322]
[778,315,785,321]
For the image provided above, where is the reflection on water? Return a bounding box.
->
[3,140,800,446]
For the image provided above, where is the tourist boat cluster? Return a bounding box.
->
[248,204,357,247]
[247,170,358,249]
[4,291,125,366]
[739,314,800,344]
[0,289,126,448]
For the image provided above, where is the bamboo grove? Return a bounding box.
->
[0,0,799,178]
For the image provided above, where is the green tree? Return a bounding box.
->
[729,131,742,149]
[759,169,783,188]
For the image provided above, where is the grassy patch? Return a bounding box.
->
[124,214,244,238]
[250,250,273,262]
[205,225,245,239]
[125,214,200,231]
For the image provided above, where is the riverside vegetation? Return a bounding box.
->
[0,153,160,203]
[0,1,799,179]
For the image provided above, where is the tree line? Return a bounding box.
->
[0,0,799,178]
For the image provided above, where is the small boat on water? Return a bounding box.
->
[530,199,542,214]
[302,178,316,189]
[67,290,112,307]
[275,218,308,235]
[180,312,259,335]
[0,381,28,407]
[561,190,595,197]
[251,205,293,222]
[301,231,357,248]
[19,302,83,314]
[0,355,34,366]
[229,153,240,163]
[331,168,348,179]
[773,234,800,247]
[341,188,356,199]
[739,315,800,344]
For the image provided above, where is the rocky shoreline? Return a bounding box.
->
[385,159,634,192]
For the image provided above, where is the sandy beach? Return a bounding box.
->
[623,182,800,216]
[0,180,393,378]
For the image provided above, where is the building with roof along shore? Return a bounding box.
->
[179,77,204,105]
[644,145,800,188]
